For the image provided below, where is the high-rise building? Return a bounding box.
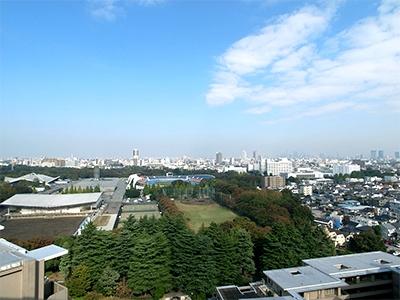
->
[395,151,399,160]
[252,150,257,160]
[242,150,247,160]
[216,152,223,165]
[132,149,139,166]
[265,158,293,176]
[370,150,377,160]
[378,150,384,160]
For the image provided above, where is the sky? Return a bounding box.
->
[0,0,399,159]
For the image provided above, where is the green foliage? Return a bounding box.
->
[95,266,120,296]
[127,232,172,298]
[62,185,100,194]
[67,264,91,297]
[348,228,386,253]
[0,181,34,202]
[125,188,141,198]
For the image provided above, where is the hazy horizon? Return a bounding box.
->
[1,0,399,158]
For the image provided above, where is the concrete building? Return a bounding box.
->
[0,238,68,299]
[261,176,286,190]
[217,251,400,300]
[1,193,102,215]
[216,152,223,165]
[300,185,313,196]
[378,150,384,160]
[266,158,293,176]
[132,149,140,166]
[332,163,360,175]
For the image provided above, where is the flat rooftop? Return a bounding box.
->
[264,266,347,293]
[1,192,102,209]
[303,251,400,278]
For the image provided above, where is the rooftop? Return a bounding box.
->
[264,266,347,293]
[1,192,102,209]
[0,238,68,272]
[303,251,400,278]
[4,173,59,184]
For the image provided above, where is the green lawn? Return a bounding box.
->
[175,201,237,231]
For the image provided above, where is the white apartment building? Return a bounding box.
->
[332,163,360,175]
[300,185,313,196]
[265,158,293,176]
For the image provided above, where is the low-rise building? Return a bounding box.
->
[217,251,400,300]
[261,176,286,190]
[0,238,68,299]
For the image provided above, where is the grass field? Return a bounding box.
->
[175,201,237,231]
[0,217,84,240]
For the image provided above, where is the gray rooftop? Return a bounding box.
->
[303,251,400,278]
[0,238,68,272]
[264,266,347,293]
[1,192,102,208]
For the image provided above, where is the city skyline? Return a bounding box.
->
[1,0,399,157]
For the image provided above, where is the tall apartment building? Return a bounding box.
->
[300,185,313,196]
[217,251,400,300]
[261,176,286,190]
[265,158,293,176]
[370,150,377,160]
[216,152,223,165]
[378,150,384,160]
[332,163,360,175]
[132,148,140,166]
[0,238,69,299]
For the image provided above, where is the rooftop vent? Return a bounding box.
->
[290,270,302,275]
[375,259,390,264]
[335,264,350,270]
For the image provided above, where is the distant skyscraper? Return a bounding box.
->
[252,150,257,160]
[132,148,139,166]
[395,151,400,160]
[370,150,377,160]
[378,150,384,160]
[242,150,247,160]
[216,152,223,165]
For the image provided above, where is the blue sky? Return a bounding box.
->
[0,0,399,158]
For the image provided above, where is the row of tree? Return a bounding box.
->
[62,185,100,194]
[60,214,255,299]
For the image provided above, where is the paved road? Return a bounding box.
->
[104,179,126,214]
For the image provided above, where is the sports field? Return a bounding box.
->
[175,201,237,232]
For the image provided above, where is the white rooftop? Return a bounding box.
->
[1,192,102,208]
[303,251,400,278]
[0,239,68,271]
[264,266,347,293]
[28,245,68,261]
[4,173,59,184]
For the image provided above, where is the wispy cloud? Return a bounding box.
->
[206,0,400,123]
[88,0,164,21]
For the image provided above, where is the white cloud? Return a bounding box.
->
[206,0,400,123]
[89,0,121,21]
[89,0,164,21]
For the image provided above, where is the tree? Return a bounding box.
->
[95,266,120,296]
[348,228,386,253]
[67,264,91,297]
[128,232,172,298]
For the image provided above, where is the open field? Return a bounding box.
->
[175,200,237,231]
[122,204,158,212]
[118,203,161,227]
[0,216,84,240]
